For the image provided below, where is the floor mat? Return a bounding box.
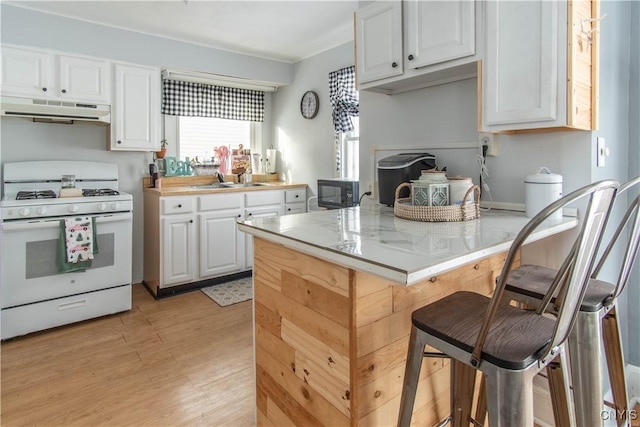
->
[201,277,253,307]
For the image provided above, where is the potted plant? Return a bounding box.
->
[156,139,168,159]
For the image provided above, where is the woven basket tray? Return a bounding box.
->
[393,182,480,222]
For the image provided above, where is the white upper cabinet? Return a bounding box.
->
[356,1,403,84]
[356,0,481,94]
[110,63,160,151]
[57,55,110,102]
[405,0,475,69]
[480,0,598,132]
[1,45,110,103]
[1,47,50,98]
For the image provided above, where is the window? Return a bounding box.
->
[339,116,359,180]
[178,116,257,162]
[329,65,359,180]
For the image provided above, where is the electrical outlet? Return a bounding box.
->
[367,182,375,198]
[479,132,498,156]
[597,137,609,167]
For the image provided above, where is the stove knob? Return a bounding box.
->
[69,205,80,213]
[37,206,48,215]
[98,203,107,211]
[19,207,31,217]
[110,201,120,210]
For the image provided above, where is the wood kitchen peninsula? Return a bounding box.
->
[238,206,578,426]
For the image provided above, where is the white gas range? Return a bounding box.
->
[1,161,133,339]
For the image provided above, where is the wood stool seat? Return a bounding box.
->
[506,264,616,312]
[412,291,554,370]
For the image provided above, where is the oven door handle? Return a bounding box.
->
[1,213,131,231]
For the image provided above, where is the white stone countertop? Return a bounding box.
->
[238,205,578,285]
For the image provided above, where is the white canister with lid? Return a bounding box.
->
[448,176,474,205]
[525,167,563,221]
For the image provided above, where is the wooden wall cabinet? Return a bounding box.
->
[480,0,599,133]
[355,0,482,95]
[1,45,111,103]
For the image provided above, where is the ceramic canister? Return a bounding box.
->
[448,176,474,205]
[525,167,563,221]
[412,170,449,206]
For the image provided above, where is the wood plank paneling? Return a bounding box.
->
[252,237,510,426]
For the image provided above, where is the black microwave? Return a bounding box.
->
[317,179,359,209]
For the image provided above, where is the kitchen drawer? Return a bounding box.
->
[285,203,306,215]
[1,284,131,339]
[285,188,306,204]
[245,190,283,207]
[161,197,195,215]
[198,193,243,212]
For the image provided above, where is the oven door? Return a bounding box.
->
[1,212,132,308]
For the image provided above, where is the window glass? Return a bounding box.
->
[178,116,254,162]
[340,116,359,180]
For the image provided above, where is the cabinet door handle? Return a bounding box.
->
[42,87,47,92]
[117,140,122,144]
[189,219,193,223]
[295,194,299,198]
[391,62,398,68]
[287,208,291,211]
[248,213,253,216]
[61,89,67,94]
[237,214,241,218]
[408,54,415,61]
[178,204,182,208]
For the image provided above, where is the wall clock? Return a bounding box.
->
[300,90,319,119]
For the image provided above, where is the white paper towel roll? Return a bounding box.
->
[266,149,277,173]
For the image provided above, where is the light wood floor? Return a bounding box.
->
[1,284,255,427]
[1,284,638,427]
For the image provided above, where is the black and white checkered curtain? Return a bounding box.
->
[162,79,264,122]
[329,66,359,133]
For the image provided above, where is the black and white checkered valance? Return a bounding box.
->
[329,66,359,133]
[162,79,265,122]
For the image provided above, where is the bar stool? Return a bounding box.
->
[502,176,640,427]
[397,180,619,427]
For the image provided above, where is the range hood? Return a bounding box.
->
[1,96,110,125]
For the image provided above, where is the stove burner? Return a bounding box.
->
[82,188,120,197]
[16,190,57,200]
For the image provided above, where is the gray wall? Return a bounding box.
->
[270,43,355,190]
[0,4,292,283]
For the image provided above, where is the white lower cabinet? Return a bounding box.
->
[285,189,307,215]
[145,186,307,295]
[198,193,245,278]
[161,214,196,286]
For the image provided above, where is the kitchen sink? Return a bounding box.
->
[223,182,271,188]
[190,182,271,190]
[190,183,229,189]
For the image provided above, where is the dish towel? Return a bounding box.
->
[58,217,99,273]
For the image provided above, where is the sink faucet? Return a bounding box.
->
[216,172,224,183]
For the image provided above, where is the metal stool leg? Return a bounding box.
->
[603,306,630,427]
[398,326,428,427]
[568,309,604,426]
[484,367,536,427]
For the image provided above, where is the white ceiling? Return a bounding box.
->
[5,0,359,63]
